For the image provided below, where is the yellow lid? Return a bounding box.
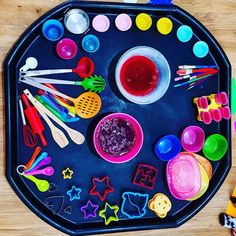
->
[136,13,152,31]
[157,17,173,35]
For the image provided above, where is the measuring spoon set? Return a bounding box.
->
[17,148,54,192]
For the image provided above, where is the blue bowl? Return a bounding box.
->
[155,134,182,161]
[42,19,64,41]
[82,34,100,53]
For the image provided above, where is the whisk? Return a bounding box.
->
[19,97,38,147]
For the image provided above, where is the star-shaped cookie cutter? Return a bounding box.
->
[99,202,119,225]
[81,200,99,219]
[89,176,114,201]
[62,168,74,179]
[66,185,81,201]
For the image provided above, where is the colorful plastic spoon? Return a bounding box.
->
[22,174,49,192]
[26,152,48,172]
[25,166,54,176]
[25,156,51,173]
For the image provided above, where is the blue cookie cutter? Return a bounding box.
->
[67,185,81,201]
[121,192,149,219]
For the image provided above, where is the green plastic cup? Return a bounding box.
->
[203,134,228,161]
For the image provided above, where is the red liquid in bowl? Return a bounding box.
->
[120,56,159,96]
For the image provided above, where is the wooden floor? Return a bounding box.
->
[0,0,235,235]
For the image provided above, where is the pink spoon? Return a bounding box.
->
[24,166,54,176]
[25,156,52,173]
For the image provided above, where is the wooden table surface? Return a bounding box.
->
[0,0,235,235]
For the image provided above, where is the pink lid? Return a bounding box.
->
[115,14,132,31]
[166,152,202,200]
[92,15,110,32]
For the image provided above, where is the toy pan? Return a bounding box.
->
[4,1,231,235]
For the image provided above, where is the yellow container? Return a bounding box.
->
[136,13,152,31]
[157,17,173,35]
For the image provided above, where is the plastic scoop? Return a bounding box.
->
[203,134,228,161]
[30,75,106,93]
[25,156,51,173]
[21,80,102,119]
[20,57,38,72]
[22,174,49,192]
[25,166,54,176]
[21,57,94,79]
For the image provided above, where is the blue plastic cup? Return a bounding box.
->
[193,41,209,58]
[177,25,193,43]
[82,34,100,53]
[42,19,64,41]
[155,134,182,161]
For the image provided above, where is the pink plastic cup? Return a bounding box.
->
[115,13,132,31]
[181,125,205,153]
[93,113,143,164]
[56,38,77,60]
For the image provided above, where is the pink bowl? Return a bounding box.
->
[56,38,77,60]
[93,113,143,164]
[166,152,202,200]
[181,126,205,153]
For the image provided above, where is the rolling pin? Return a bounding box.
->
[21,94,47,146]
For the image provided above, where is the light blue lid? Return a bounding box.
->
[177,25,193,43]
[193,41,209,58]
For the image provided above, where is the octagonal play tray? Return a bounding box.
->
[4,1,231,235]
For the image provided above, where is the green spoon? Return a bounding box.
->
[26,75,106,93]
[23,174,50,192]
